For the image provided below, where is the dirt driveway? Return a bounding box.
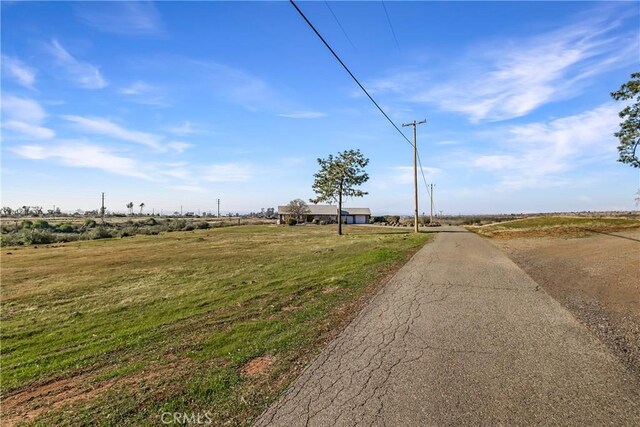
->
[492,229,640,378]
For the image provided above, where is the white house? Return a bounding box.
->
[277,205,371,224]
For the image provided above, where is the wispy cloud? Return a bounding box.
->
[368,7,637,122]
[168,121,198,135]
[167,141,192,154]
[1,55,36,89]
[472,103,621,189]
[1,95,54,139]
[12,141,149,179]
[278,111,326,119]
[201,163,252,182]
[47,40,107,89]
[194,61,282,112]
[169,184,207,193]
[61,115,163,150]
[119,81,167,106]
[75,1,164,36]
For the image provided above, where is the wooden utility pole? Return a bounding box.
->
[429,183,434,224]
[402,119,426,233]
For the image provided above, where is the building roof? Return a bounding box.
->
[278,205,371,216]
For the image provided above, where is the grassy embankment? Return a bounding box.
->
[1,225,430,425]
[466,215,640,238]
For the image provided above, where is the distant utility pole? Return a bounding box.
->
[429,183,435,224]
[181,205,183,216]
[217,199,221,218]
[402,119,426,233]
[101,192,105,223]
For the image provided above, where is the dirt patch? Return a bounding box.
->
[1,360,192,426]
[492,229,640,378]
[242,356,275,378]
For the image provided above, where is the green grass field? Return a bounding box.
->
[466,216,640,238]
[1,225,430,426]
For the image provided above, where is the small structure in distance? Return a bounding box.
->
[277,205,371,225]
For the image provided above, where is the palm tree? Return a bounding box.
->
[126,202,134,215]
[139,202,145,215]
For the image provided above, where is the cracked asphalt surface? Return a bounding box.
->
[254,227,640,426]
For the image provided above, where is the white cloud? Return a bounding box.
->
[202,163,252,182]
[48,40,107,89]
[75,1,164,36]
[12,141,149,179]
[194,61,282,112]
[368,8,637,122]
[3,121,54,139]
[472,103,621,189]
[119,81,167,106]
[278,111,326,119]
[62,115,163,150]
[169,184,207,193]
[1,55,36,88]
[168,122,197,135]
[387,166,441,185]
[119,81,155,95]
[167,141,192,154]
[1,95,54,139]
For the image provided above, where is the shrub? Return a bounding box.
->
[120,227,136,238]
[57,223,75,233]
[33,220,50,229]
[22,229,56,245]
[88,227,113,240]
[168,219,187,231]
[384,215,400,224]
[145,217,157,226]
[21,220,33,230]
[84,219,97,228]
[319,220,327,225]
[195,221,210,229]
[287,218,297,226]
[182,224,195,231]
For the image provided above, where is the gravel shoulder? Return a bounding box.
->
[255,227,640,426]
[492,229,640,379]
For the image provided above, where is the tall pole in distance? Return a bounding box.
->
[101,192,105,223]
[217,199,221,218]
[402,119,426,233]
[430,183,434,224]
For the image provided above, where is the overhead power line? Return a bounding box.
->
[324,1,356,50]
[289,0,435,216]
[381,0,400,50]
[289,0,412,148]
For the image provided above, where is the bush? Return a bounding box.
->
[21,220,33,229]
[88,227,113,240]
[195,221,210,229]
[287,218,297,226]
[22,229,56,245]
[319,220,327,225]
[182,224,195,231]
[57,223,75,233]
[120,227,136,238]
[168,219,187,231]
[145,217,157,226]
[384,215,400,224]
[33,220,50,229]
[84,219,97,228]
[312,218,320,225]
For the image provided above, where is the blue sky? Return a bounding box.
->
[1,1,639,215]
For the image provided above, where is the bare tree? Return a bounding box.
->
[285,199,310,223]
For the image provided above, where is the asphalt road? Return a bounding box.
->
[255,227,640,426]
